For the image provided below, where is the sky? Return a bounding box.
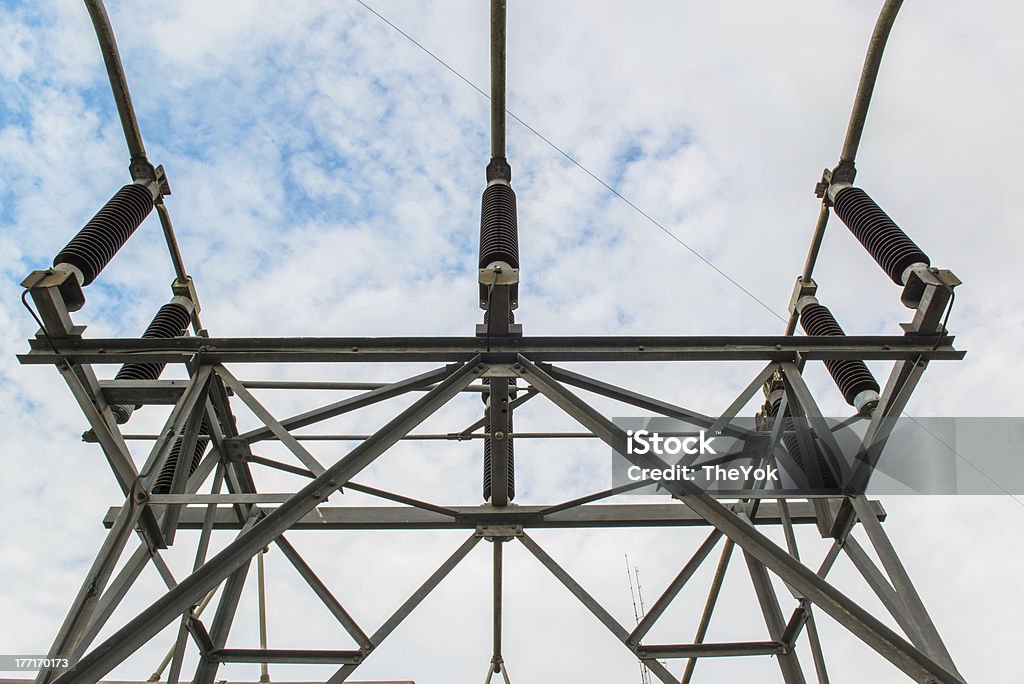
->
[1,1,1023,682]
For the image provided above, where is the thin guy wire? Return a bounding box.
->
[352,0,788,325]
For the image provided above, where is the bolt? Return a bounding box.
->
[494,431,505,440]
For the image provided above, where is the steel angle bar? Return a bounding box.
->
[324,664,360,684]
[540,362,756,439]
[20,334,964,365]
[516,532,679,684]
[54,358,483,684]
[491,539,505,676]
[628,530,722,644]
[518,532,630,641]
[73,544,149,659]
[192,556,254,684]
[56,363,138,496]
[707,362,781,436]
[512,354,964,684]
[537,480,651,516]
[34,496,145,684]
[217,366,326,475]
[844,357,928,497]
[458,389,536,437]
[639,642,787,659]
[805,608,831,684]
[166,462,230,684]
[681,538,735,684]
[189,462,460,517]
[107,501,880,531]
[161,396,215,543]
[243,379,491,392]
[850,496,960,675]
[209,650,362,665]
[744,552,807,683]
[368,533,482,647]
[274,535,372,650]
[138,366,213,492]
[832,357,929,537]
[779,362,851,486]
[842,536,928,650]
[344,482,461,518]
[238,365,455,443]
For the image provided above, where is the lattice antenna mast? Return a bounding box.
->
[625,555,653,684]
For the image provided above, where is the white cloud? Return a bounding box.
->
[1,1,1022,682]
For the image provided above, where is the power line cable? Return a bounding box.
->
[353,0,788,325]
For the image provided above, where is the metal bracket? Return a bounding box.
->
[23,268,87,319]
[787,276,818,318]
[476,524,523,540]
[172,275,202,315]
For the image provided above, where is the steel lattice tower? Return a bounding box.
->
[18,1,967,683]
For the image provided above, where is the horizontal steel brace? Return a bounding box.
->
[209,649,362,664]
[97,379,190,405]
[0,681,416,684]
[103,501,884,530]
[21,334,963,364]
[637,641,788,658]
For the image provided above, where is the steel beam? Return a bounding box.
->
[512,354,964,684]
[517,532,680,684]
[681,538,735,684]
[238,365,454,444]
[368,533,480,645]
[638,642,787,659]
[35,494,145,684]
[745,552,807,683]
[103,501,881,531]
[53,359,483,684]
[274,535,372,651]
[627,531,722,644]
[20,334,963,365]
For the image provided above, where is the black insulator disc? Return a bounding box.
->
[833,186,929,285]
[782,426,838,489]
[478,183,519,269]
[800,303,880,406]
[151,419,210,495]
[115,302,191,382]
[54,184,154,285]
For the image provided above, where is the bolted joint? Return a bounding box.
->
[813,167,832,199]
[486,157,512,183]
[815,161,857,204]
[787,276,818,318]
[171,275,201,315]
[475,524,522,540]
